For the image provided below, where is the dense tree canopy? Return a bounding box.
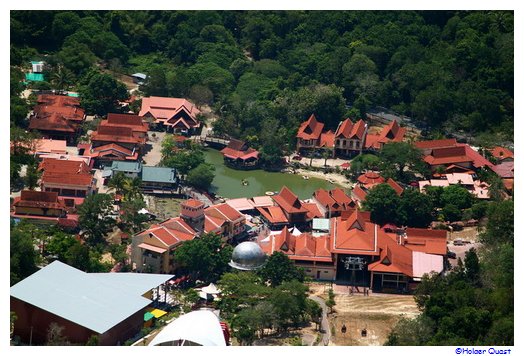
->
[173,233,232,283]
[11,10,513,147]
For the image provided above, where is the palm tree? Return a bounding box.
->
[123,176,143,201]
[51,64,74,92]
[107,172,127,195]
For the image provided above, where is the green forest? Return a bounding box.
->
[11,10,513,156]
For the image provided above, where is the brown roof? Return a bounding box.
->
[14,190,65,210]
[414,138,458,150]
[491,161,514,178]
[30,95,85,134]
[91,125,146,145]
[103,113,149,132]
[297,114,324,140]
[423,144,495,169]
[39,158,94,187]
[273,186,309,214]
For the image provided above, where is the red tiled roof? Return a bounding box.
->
[91,125,146,145]
[314,188,355,213]
[330,188,354,206]
[492,161,514,178]
[335,119,367,140]
[183,199,205,208]
[257,206,289,224]
[365,120,406,149]
[303,202,324,220]
[319,130,335,148]
[102,113,149,132]
[30,95,85,133]
[204,215,226,233]
[458,144,495,169]
[404,228,447,256]
[14,190,65,210]
[39,158,94,187]
[351,185,368,202]
[264,228,333,262]
[424,146,472,165]
[331,215,379,255]
[386,178,404,196]
[206,203,244,222]
[368,234,413,277]
[89,142,135,156]
[273,186,309,214]
[297,114,324,140]
[489,146,513,161]
[414,138,458,150]
[139,96,200,125]
[139,217,197,247]
[357,171,385,187]
[221,147,259,160]
[363,134,380,149]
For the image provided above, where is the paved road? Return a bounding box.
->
[308,295,331,346]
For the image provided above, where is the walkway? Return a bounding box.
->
[308,295,331,346]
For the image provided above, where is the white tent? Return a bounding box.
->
[202,283,221,295]
[149,310,226,346]
[290,226,302,236]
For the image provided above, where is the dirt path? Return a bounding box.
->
[308,283,420,346]
[309,295,331,346]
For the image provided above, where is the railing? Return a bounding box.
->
[203,136,230,146]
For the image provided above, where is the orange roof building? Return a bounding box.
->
[132,217,197,273]
[90,113,148,163]
[259,227,336,280]
[296,114,324,143]
[139,96,200,134]
[29,94,86,143]
[357,171,385,189]
[364,120,406,150]
[204,203,246,241]
[312,188,356,217]
[489,146,513,162]
[259,209,446,288]
[220,139,260,169]
[333,119,367,157]
[422,143,494,172]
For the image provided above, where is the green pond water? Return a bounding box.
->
[204,148,339,199]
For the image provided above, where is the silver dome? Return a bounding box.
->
[229,241,267,271]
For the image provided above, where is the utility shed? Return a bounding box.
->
[10,261,173,345]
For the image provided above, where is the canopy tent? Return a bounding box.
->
[144,312,154,322]
[202,283,220,295]
[149,308,167,318]
[148,310,226,346]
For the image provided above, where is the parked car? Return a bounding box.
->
[453,239,464,246]
[447,251,457,259]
